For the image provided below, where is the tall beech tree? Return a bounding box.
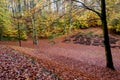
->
[73,0,115,70]
[101,0,115,70]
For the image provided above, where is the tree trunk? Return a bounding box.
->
[32,0,38,45]
[17,22,21,47]
[101,0,115,70]
[69,0,73,35]
[55,0,59,13]
[32,15,38,45]
[0,27,2,41]
[18,0,21,47]
[48,0,51,13]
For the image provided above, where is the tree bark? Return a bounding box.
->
[18,0,21,47]
[0,27,2,41]
[32,0,38,45]
[101,0,115,70]
[32,15,38,45]
[17,22,21,47]
[69,0,73,35]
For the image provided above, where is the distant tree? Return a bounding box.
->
[31,0,38,45]
[17,0,22,46]
[0,0,13,41]
[0,0,5,41]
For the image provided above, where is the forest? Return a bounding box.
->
[0,0,120,41]
[0,0,120,80]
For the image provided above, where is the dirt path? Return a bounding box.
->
[0,37,120,79]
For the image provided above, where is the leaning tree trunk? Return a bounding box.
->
[101,0,115,70]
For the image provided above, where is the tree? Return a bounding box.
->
[73,0,115,70]
[17,0,22,46]
[0,0,6,41]
[0,0,13,41]
[101,0,115,70]
[31,0,38,45]
[69,0,73,35]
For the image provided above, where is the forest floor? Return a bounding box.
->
[0,28,120,80]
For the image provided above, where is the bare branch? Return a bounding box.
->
[72,0,101,17]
